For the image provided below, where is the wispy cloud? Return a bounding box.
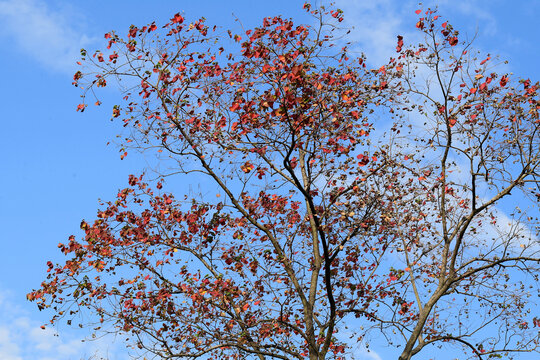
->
[435,0,498,36]
[0,327,21,360]
[491,207,539,252]
[0,0,96,73]
[355,347,383,360]
[0,289,127,360]
[334,0,502,67]
[335,0,413,66]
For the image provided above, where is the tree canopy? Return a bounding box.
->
[29,4,540,360]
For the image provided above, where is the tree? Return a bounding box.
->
[28,4,540,360]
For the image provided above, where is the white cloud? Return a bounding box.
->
[0,288,128,360]
[356,347,383,360]
[491,207,539,251]
[0,0,96,73]
[335,0,414,66]
[0,327,22,360]
[349,341,384,360]
[334,0,501,68]
[437,0,498,36]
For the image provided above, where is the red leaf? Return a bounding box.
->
[480,56,490,65]
[230,102,241,112]
[396,35,404,52]
[171,13,184,24]
[415,9,422,14]
[241,162,254,173]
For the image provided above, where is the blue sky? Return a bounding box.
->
[0,0,538,359]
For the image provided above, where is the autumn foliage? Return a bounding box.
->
[29,4,540,360]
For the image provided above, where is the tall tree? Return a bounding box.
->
[365,10,540,360]
[29,4,540,360]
